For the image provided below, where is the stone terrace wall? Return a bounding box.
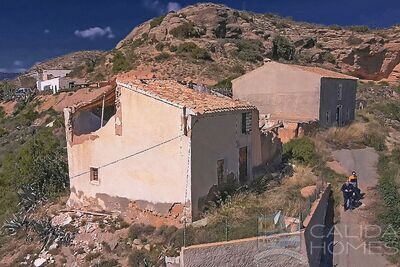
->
[180,232,308,267]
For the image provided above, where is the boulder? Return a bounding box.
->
[34,258,46,267]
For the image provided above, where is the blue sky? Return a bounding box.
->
[0,0,399,73]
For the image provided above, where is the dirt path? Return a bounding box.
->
[332,148,392,267]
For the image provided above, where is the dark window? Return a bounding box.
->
[90,167,99,182]
[338,84,343,100]
[239,147,248,183]
[241,112,252,134]
[217,159,224,185]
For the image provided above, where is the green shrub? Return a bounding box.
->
[128,223,156,239]
[169,45,178,52]
[328,24,342,30]
[0,127,9,137]
[375,102,400,122]
[234,39,264,62]
[0,82,14,102]
[155,42,165,51]
[230,64,246,75]
[347,35,363,45]
[213,77,234,89]
[170,22,201,38]
[322,52,336,63]
[111,51,130,74]
[97,259,119,267]
[0,127,68,221]
[0,106,5,120]
[176,42,212,60]
[283,137,318,166]
[155,52,171,61]
[272,19,291,29]
[239,12,253,23]
[150,15,165,29]
[349,25,370,33]
[377,151,400,252]
[272,35,295,61]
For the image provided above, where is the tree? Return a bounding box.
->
[272,35,295,61]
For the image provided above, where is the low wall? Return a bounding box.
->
[179,184,333,267]
[304,184,332,267]
[180,232,308,267]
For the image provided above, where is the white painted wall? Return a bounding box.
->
[66,84,192,217]
[37,77,60,94]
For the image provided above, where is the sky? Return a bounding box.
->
[0,0,399,73]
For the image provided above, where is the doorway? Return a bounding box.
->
[239,146,248,183]
[336,105,342,126]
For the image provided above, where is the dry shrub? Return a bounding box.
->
[208,166,318,222]
[324,123,366,148]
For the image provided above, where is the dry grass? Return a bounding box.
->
[207,166,318,224]
[323,122,367,149]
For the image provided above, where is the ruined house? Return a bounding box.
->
[64,79,281,222]
[232,61,358,142]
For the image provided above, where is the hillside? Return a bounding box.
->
[0,73,19,81]
[86,3,400,85]
[17,3,400,86]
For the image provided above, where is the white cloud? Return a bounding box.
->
[44,29,50,34]
[13,60,23,66]
[142,0,181,15]
[167,2,181,12]
[74,26,115,40]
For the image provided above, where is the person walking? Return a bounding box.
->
[341,181,355,211]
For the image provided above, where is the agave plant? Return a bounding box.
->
[1,214,29,235]
[29,219,73,251]
[17,183,47,213]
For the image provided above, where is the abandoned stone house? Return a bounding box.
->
[64,78,281,221]
[232,61,358,142]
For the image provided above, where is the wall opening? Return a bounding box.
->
[72,90,116,136]
[90,167,99,183]
[337,84,343,100]
[241,112,252,134]
[239,146,248,183]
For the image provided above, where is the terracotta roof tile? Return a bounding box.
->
[117,78,256,114]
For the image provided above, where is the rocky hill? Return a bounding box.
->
[0,73,19,81]
[30,50,105,71]
[90,3,400,85]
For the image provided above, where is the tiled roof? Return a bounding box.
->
[117,78,256,114]
[291,65,358,80]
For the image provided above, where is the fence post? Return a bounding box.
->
[225,218,228,241]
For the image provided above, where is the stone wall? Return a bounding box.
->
[304,184,333,267]
[180,233,308,267]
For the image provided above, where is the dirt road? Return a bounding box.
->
[332,148,392,267]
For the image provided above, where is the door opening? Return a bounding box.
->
[336,105,342,126]
[239,147,248,183]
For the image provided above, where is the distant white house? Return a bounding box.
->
[34,69,77,94]
[37,77,87,94]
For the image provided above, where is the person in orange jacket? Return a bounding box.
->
[348,171,358,188]
[348,171,363,200]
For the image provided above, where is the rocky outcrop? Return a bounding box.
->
[115,3,400,82]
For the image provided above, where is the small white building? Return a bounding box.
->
[37,77,87,94]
